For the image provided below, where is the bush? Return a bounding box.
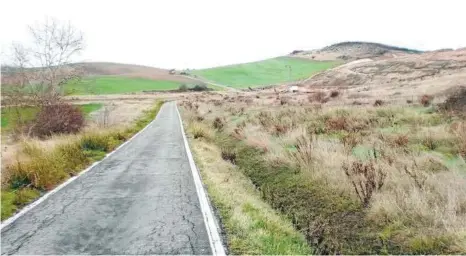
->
[213,117,225,130]
[419,94,434,107]
[29,103,84,138]
[192,84,209,91]
[330,90,340,98]
[343,159,386,207]
[178,84,188,92]
[221,147,237,164]
[373,99,384,106]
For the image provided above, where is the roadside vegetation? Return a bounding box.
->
[1,103,102,132]
[185,122,311,254]
[190,57,338,88]
[180,90,466,254]
[1,101,164,220]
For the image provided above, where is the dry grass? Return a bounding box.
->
[180,92,466,254]
[184,120,311,255]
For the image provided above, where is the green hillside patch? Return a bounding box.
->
[191,57,338,88]
[65,76,182,95]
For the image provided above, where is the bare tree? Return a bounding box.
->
[2,18,85,108]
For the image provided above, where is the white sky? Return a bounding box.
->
[1,0,466,69]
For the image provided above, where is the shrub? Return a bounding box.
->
[373,99,384,106]
[330,90,340,98]
[192,84,209,91]
[29,103,84,137]
[393,134,409,147]
[178,84,188,92]
[212,117,225,130]
[221,147,237,164]
[189,122,209,139]
[343,159,386,207]
[419,94,434,107]
[309,91,328,103]
[280,97,290,105]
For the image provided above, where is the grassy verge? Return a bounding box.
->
[1,101,164,220]
[183,118,312,254]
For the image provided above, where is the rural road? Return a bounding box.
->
[1,102,221,255]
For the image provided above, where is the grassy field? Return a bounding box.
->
[1,103,103,132]
[191,57,338,88]
[180,92,466,254]
[65,76,183,95]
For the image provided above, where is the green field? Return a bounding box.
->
[191,57,338,88]
[65,76,183,95]
[1,103,103,131]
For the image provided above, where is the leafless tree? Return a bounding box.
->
[2,18,85,108]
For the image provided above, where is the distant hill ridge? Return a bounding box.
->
[321,41,423,54]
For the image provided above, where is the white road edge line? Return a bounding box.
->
[175,102,226,256]
[1,103,163,230]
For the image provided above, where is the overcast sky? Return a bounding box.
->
[1,0,466,69]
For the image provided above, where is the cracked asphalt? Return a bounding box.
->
[1,102,212,255]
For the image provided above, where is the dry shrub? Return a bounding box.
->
[309,91,328,103]
[189,122,210,139]
[393,134,409,147]
[343,159,387,207]
[28,103,84,138]
[341,133,361,151]
[451,121,466,158]
[221,147,237,164]
[440,87,466,116]
[213,100,222,106]
[212,117,225,130]
[273,124,289,135]
[419,94,434,107]
[330,90,340,98]
[280,96,290,105]
[289,134,314,169]
[373,99,384,106]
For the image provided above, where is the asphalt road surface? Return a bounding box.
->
[1,102,213,255]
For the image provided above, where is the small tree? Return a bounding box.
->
[2,18,85,108]
[2,18,86,136]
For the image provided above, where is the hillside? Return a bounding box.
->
[293,48,466,104]
[190,57,337,88]
[291,41,423,61]
[75,62,198,84]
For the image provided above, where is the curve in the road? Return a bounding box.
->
[1,102,224,255]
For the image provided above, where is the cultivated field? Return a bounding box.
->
[66,76,183,95]
[190,57,337,88]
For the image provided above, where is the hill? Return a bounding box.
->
[291,41,423,61]
[75,62,198,84]
[293,48,466,104]
[189,57,338,88]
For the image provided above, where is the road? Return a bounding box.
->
[1,102,218,255]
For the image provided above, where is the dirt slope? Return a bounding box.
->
[291,41,422,61]
[295,48,466,104]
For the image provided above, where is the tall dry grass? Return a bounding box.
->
[180,94,466,254]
